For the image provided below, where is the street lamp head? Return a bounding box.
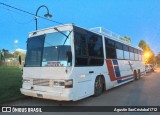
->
[35,5,52,31]
[14,40,18,44]
[44,13,52,18]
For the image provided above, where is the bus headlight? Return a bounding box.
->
[64,79,73,88]
[53,79,73,88]
[53,81,65,86]
[22,79,30,83]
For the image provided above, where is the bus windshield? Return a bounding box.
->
[25,31,72,67]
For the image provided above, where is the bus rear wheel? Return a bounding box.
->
[138,69,141,79]
[134,70,138,80]
[94,76,103,96]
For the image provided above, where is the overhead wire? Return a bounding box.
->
[3,7,34,24]
[0,2,64,25]
[0,2,72,49]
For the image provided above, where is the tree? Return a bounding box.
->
[0,50,2,66]
[138,40,150,51]
[0,49,14,66]
[120,36,131,44]
[148,50,156,64]
[138,40,156,64]
[156,52,160,64]
[124,36,131,43]
[13,51,26,61]
[1,49,14,58]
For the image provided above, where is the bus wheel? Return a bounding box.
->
[94,76,103,96]
[134,70,138,80]
[138,69,141,79]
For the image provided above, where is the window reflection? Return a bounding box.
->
[25,31,72,67]
[42,31,72,67]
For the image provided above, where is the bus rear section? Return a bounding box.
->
[103,37,145,88]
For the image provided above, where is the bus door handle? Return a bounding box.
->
[89,71,94,74]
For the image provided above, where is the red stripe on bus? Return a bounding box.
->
[116,74,133,80]
[115,71,145,80]
[106,60,145,81]
[106,60,115,81]
[106,60,134,81]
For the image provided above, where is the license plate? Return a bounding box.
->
[37,93,43,98]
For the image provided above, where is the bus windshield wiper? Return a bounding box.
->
[54,27,68,38]
[63,30,72,45]
[53,27,73,45]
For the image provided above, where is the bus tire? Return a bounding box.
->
[134,70,138,80]
[94,76,103,96]
[138,69,141,79]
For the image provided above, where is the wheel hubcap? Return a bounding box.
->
[96,78,102,89]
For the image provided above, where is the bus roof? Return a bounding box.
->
[29,24,143,51]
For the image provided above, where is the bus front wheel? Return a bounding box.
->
[94,76,103,96]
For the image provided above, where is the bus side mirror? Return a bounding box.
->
[19,55,22,65]
[66,51,72,63]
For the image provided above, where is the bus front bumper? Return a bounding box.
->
[20,88,72,101]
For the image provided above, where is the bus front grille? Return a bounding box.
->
[33,79,50,86]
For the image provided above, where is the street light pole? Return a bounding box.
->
[35,5,52,31]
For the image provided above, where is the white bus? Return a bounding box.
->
[20,24,145,101]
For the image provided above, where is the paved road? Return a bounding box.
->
[2,68,160,107]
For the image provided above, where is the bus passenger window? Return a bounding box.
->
[74,33,88,66]
[105,38,116,59]
[75,34,88,56]
[88,35,103,58]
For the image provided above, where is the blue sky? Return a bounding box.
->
[0,0,160,55]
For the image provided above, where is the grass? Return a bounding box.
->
[0,66,25,104]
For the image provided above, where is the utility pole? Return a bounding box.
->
[0,50,2,61]
[14,40,18,51]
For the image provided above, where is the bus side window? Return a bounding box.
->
[75,34,87,56]
[134,48,138,60]
[74,33,88,66]
[123,45,129,60]
[138,50,142,61]
[129,47,134,60]
[88,33,104,66]
[105,38,117,59]
[88,35,103,58]
[116,42,123,59]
